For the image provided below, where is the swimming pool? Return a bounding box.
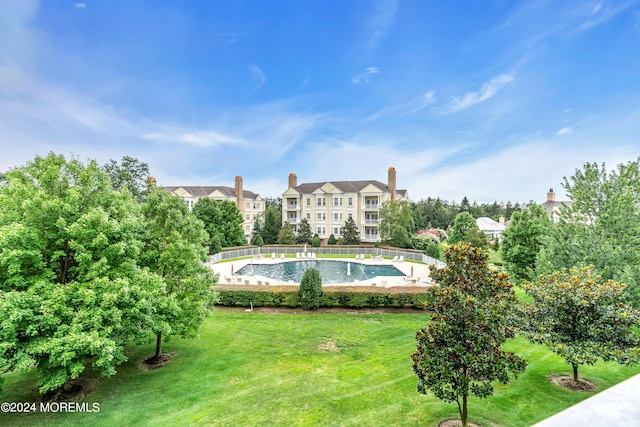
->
[236,260,405,284]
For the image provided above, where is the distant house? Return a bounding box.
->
[476,216,507,242]
[540,188,572,222]
[161,176,264,238]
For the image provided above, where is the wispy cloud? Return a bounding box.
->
[366,0,398,49]
[557,127,572,135]
[446,74,515,113]
[364,90,436,122]
[74,3,87,8]
[575,0,639,33]
[142,131,246,147]
[352,67,380,84]
[248,64,266,94]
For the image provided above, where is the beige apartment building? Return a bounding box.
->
[282,167,408,243]
[162,176,264,240]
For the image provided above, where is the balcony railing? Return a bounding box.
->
[287,218,299,224]
[286,204,299,210]
[363,203,379,210]
[364,219,379,224]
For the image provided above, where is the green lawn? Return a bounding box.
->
[2,312,639,427]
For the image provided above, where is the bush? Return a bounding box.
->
[328,234,337,245]
[312,234,321,248]
[299,268,323,309]
[425,242,440,260]
[337,237,345,245]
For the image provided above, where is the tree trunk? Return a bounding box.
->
[155,333,162,359]
[462,393,468,427]
[573,363,579,382]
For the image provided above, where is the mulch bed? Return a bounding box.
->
[439,419,482,427]
[551,375,598,392]
[141,352,176,371]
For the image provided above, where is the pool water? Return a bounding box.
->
[236,260,405,284]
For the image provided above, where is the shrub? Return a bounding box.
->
[425,242,440,260]
[312,234,321,248]
[328,234,337,245]
[299,268,323,309]
[337,237,345,245]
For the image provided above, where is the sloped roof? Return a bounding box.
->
[161,186,259,199]
[476,217,507,232]
[293,180,407,196]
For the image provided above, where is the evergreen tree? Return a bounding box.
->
[298,268,323,309]
[277,222,295,244]
[262,206,281,244]
[341,216,360,245]
[296,218,313,244]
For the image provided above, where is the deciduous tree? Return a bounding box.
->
[520,267,639,383]
[412,243,526,427]
[193,199,246,252]
[501,204,550,283]
[448,212,476,244]
[139,190,218,362]
[0,153,159,393]
[379,200,414,248]
[102,155,151,202]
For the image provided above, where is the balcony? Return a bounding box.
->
[364,219,379,224]
[287,218,299,224]
[362,203,379,210]
[286,204,299,210]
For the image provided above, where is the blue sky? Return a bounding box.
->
[1,0,639,203]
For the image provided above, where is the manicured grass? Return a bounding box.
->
[2,312,639,427]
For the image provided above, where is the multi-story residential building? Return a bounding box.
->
[282,167,408,243]
[162,176,264,239]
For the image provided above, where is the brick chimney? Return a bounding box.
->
[388,167,397,201]
[235,176,244,212]
[547,188,555,203]
[147,176,157,191]
[499,215,505,225]
[288,173,297,189]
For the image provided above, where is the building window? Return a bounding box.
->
[246,201,250,208]
[306,213,311,220]
[348,197,353,206]
[246,213,250,220]
[348,213,353,219]
[306,198,311,206]
[316,197,325,206]
[246,225,250,232]
[333,227,340,235]
[333,213,342,221]
[316,212,325,221]
[333,197,342,206]
[253,202,260,210]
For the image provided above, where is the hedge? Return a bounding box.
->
[215,285,433,309]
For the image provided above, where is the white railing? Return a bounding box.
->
[286,204,298,210]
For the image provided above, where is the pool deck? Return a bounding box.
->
[211,256,437,287]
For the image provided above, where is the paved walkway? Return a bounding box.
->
[210,256,435,287]
[531,373,640,427]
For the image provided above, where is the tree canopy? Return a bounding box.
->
[537,159,640,307]
[295,218,313,244]
[0,153,159,393]
[520,267,640,382]
[501,204,550,283]
[448,212,476,244]
[277,221,295,244]
[379,200,415,248]
[102,155,151,202]
[193,198,246,252]
[341,216,360,245]
[412,243,526,427]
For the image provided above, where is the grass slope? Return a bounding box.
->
[1,312,639,427]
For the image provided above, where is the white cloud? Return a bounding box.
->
[557,127,572,135]
[248,64,266,93]
[446,74,515,113]
[142,131,246,147]
[352,67,380,85]
[363,90,436,122]
[74,3,87,9]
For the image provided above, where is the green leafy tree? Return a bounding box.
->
[448,212,476,244]
[341,216,360,245]
[501,204,550,283]
[298,268,323,309]
[379,200,415,248]
[296,218,313,244]
[252,212,264,238]
[251,233,264,247]
[102,155,151,202]
[463,227,489,250]
[537,159,640,306]
[425,242,441,260]
[0,153,159,393]
[277,222,295,244]
[412,243,526,427]
[312,234,321,248]
[327,234,337,245]
[140,190,218,362]
[262,206,281,244]
[193,199,245,252]
[521,267,640,383]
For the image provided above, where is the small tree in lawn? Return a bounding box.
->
[412,243,526,427]
[299,268,322,309]
[341,216,360,245]
[521,266,640,383]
